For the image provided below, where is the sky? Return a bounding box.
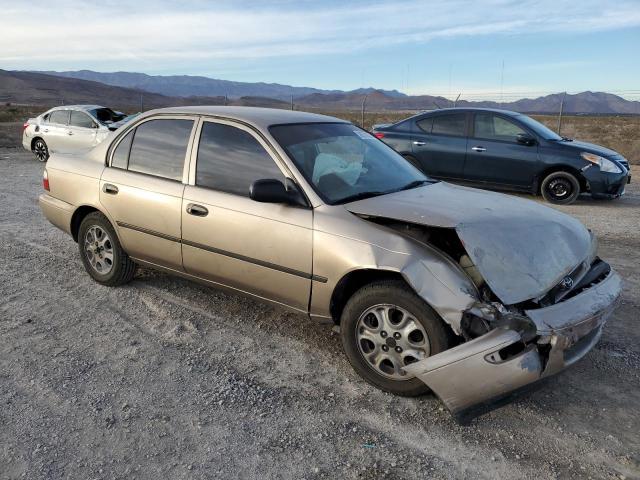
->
[1,0,640,100]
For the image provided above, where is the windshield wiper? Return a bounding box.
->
[336,191,387,204]
[397,179,431,192]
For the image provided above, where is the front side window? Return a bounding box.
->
[196,122,284,196]
[127,119,193,181]
[431,114,467,137]
[49,110,69,125]
[70,111,95,129]
[474,114,526,142]
[270,123,430,204]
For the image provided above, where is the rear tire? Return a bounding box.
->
[33,138,49,162]
[541,171,580,205]
[78,212,136,286]
[340,280,450,396]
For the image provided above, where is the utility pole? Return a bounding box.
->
[140,94,143,112]
[291,94,294,111]
[361,94,368,129]
[557,92,566,135]
[499,59,505,105]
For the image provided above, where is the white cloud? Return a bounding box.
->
[1,0,639,68]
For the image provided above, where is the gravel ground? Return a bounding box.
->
[1,148,638,480]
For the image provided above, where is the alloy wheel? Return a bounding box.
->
[355,304,430,380]
[84,225,114,275]
[34,140,48,162]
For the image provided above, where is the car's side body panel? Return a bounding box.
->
[181,185,314,312]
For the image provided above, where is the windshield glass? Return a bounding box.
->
[90,108,127,124]
[270,123,430,204]
[514,114,562,141]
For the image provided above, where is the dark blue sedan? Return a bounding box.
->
[372,108,631,204]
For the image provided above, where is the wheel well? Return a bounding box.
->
[30,137,43,150]
[535,165,587,194]
[70,206,99,242]
[330,269,408,323]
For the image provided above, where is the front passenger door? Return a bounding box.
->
[411,113,468,179]
[464,113,539,188]
[69,110,100,149]
[181,120,313,312]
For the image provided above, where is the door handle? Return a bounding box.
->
[471,146,486,152]
[67,130,74,136]
[103,183,119,195]
[186,203,208,217]
[43,128,49,133]
[413,141,426,146]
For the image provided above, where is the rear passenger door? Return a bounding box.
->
[100,116,197,270]
[43,110,70,152]
[411,112,468,179]
[68,110,100,149]
[181,119,313,312]
[464,113,539,188]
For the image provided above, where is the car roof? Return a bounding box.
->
[140,106,349,129]
[417,107,523,116]
[50,105,105,112]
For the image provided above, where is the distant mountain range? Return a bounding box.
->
[3,69,639,115]
[35,70,406,101]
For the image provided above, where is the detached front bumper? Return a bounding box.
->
[404,268,622,423]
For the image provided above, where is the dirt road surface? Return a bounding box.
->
[1,148,638,479]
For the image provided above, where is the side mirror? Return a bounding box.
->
[250,179,292,204]
[516,133,536,146]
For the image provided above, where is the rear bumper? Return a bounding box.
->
[22,132,31,151]
[405,268,622,422]
[39,193,73,236]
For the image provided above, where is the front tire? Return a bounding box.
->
[340,280,450,396]
[33,138,49,162]
[78,212,136,286]
[541,171,580,204]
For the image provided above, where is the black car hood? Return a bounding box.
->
[346,182,593,305]
[555,139,621,159]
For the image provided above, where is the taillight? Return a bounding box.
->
[373,132,385,139]
[23,121,29,132]
[43,169,50,191]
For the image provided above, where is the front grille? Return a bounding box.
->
[562,259,610,301]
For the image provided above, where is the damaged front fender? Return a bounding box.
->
[405,269,622,423]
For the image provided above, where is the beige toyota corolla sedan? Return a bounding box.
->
[39,106,621,421]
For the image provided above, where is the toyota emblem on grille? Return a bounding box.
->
[560,276,574,290]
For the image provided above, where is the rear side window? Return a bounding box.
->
[49,110,69,125]
[474,113,526,142]
[196,122,283,196]
[127,119,194,181]
[111,130,134,169]
[431,114,466,137]
[70,111,95,129]
[416,117,432,133]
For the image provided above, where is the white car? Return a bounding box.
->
[22,105,132,162]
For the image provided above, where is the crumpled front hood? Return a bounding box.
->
[346,182,592,305]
